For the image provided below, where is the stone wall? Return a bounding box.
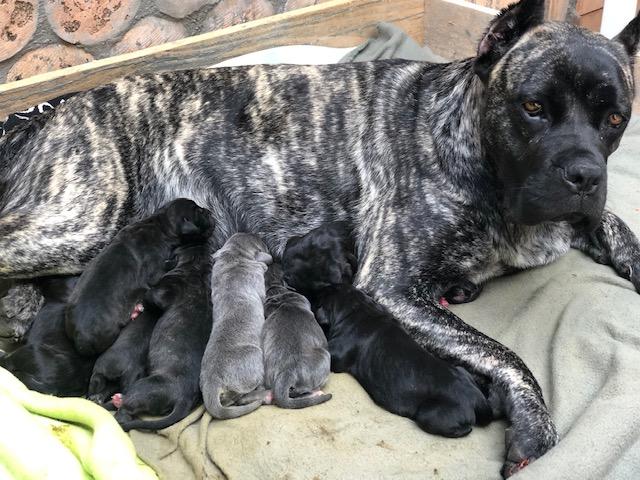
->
[0,0,326,84]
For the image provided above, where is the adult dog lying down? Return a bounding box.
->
[1,0,640,475]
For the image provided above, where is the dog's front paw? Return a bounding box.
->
[501,423,558,478]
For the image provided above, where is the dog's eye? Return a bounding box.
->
[608,113,624,127]
[523,101,543,116]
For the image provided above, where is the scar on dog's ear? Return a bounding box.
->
[614,13,640,57]
[474,0,546,82]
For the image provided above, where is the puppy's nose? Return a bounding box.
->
[563,162,603,195]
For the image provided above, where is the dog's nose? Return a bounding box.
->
[562,162,603,194]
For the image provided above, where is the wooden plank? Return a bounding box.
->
[0,0,424,119]
[579,8,603,31]
[576,0,603,15]
[462,0,510,8]
[546,0,572,21]
[424,0,497,59]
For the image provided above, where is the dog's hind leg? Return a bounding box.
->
[0,113,137,278]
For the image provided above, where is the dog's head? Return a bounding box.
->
[161,198,214,242]
[282,222,357,293]
[213,233,273,267]
[476,0,640,230]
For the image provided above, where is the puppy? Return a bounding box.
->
[0,276,94,397]
[115,243,213,431]
[66,198,213,356]
[283,223,493,437]
[87,307,160,404]
[262,263,331,408]
[200,233,272,419]
[282,221,357,294]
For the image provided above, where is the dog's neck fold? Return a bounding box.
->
[415,59,497,205]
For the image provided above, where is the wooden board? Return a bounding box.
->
[0,0,424,119]
[546,0,572,21]
[579,8,603,31]
[576,0,603,15]
[424,0,496,59]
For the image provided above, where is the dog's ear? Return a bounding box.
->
[614,13,640,57]
[474,0,546,82]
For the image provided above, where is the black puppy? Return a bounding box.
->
[66,198,213,356]
[115,243,213,431]
[283,223,493,437]
[282,221,357,292]
[0,276,95,397]
[87,307,160,405]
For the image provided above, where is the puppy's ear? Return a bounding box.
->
[474,0,546,82]
[614,13,640,57]
[163,254,178,271]
[284,236,301,253]
[255,252,273,265]
[179,218,202,237]
[144,285,176,311]
[313,306,330,330]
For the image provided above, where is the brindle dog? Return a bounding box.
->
[1,0,640,475]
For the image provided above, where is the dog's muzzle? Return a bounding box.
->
[504,155,607,231]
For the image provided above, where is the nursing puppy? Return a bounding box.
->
[0,276,94,397]
[282,221,356,293]
[283,224,493,437]
[115,243,213,431]
[200,233,272,419]
[87,307,160,404]
[66,199,213,356]
[262,263,331,409]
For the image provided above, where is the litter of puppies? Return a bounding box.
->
[0,200,495,435]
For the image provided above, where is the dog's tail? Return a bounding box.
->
[273,372,332,409]
[117,399,193,432]
[203,386,264,420]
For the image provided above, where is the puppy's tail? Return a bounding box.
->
[273,373,332,409]
[118,399,193,432]
[203,386,264,420]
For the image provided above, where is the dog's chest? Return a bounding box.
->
[467,222,573,284]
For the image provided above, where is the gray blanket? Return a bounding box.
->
[107,24,640,479]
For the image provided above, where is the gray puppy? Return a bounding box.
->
[200,233,273,419]
[262,263,331,409]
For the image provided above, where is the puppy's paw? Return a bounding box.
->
[501,423,558,478]
[111,393,123,409]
